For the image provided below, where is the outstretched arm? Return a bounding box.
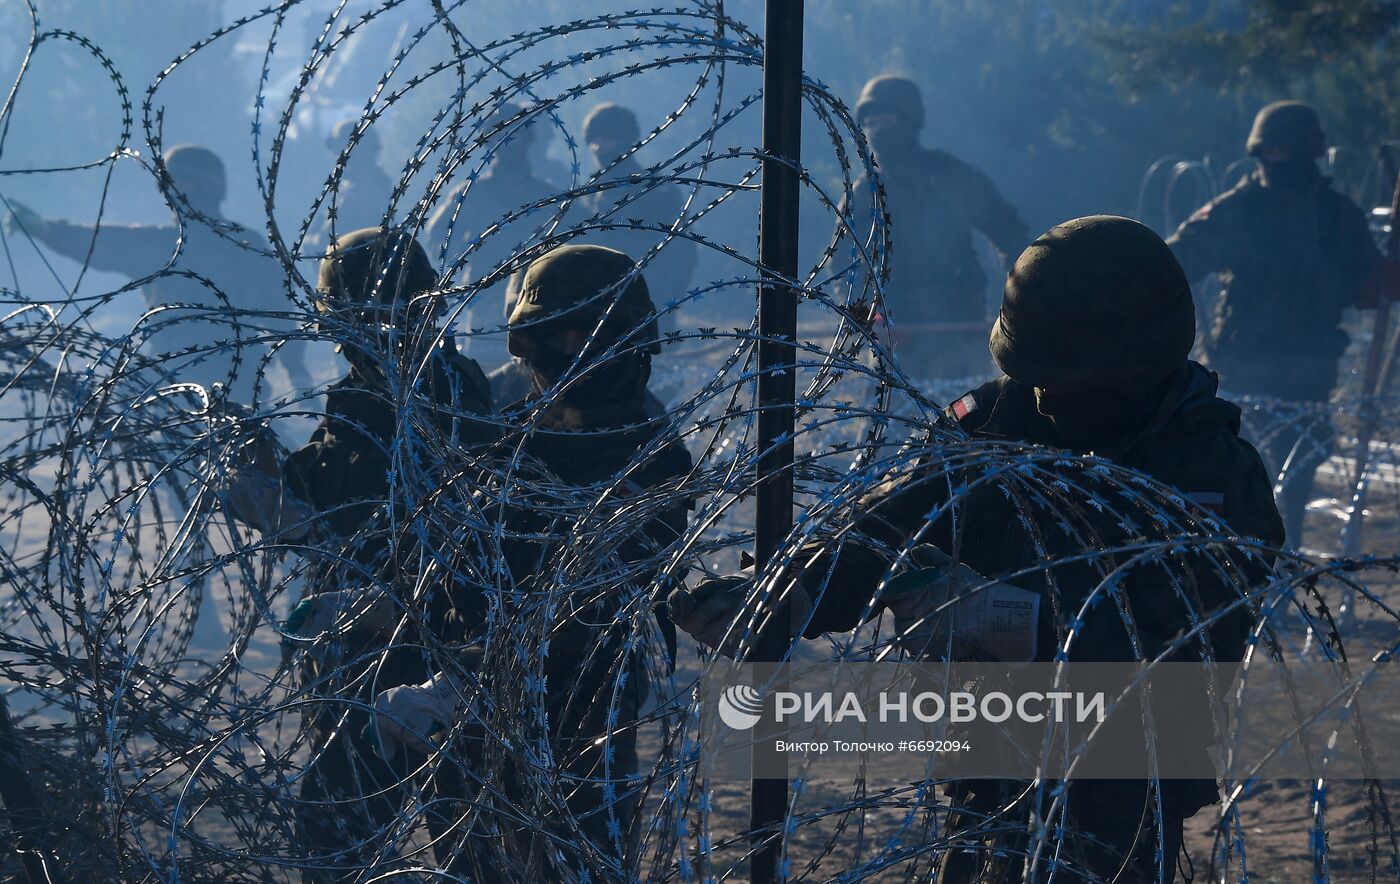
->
[962,165,1029,269]
[5,201,177,280]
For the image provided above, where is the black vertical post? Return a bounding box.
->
[752,2,803,883]
[0,694,52,884]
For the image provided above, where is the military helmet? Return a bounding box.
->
[507,244,660,360]
[582,102,640,147]
[329,118,380,155]
[482,101,534,147]
[315,227,438,322]
[855,75,925,131]
[989,215,1195,394]
[165,144,227,204]
[1246,101,1325,158]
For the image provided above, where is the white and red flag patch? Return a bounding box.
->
[950,393,978,421]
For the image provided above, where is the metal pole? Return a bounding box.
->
[0,693,53,884]
[752,2,803,882]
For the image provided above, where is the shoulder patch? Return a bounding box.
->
[614,477,646,498]
[949,393,979,421]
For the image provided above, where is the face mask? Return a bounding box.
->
[865,123,919,163]
[526,341,578,390]
[1033,387,1139,451]
[529,341,650,411]
[1259,156,1320,191]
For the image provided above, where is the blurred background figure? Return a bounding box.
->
[1167,100,1397,548]
[320,119,399,239]
[527,116,573,193]
[573,102,697,331]
[4,144,313,398]
[426,103,558,370]
[846,74,1028,380]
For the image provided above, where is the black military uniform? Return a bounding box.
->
[846,75,1028,379]
[5,145,313,396]
[1167,100,1385,546]
[672,217,1284,883]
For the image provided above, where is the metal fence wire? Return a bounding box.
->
[0,1,1399,881]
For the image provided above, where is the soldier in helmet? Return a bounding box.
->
[4,145,314,397]
[321,120,399,236]
[845,75,1028,379]
[571,102,697,329]
[372,244,693,876]
[426,103,558,366]
[221,227,494,881]
[670,217,1284,882]
[1167,100,1397,548]
[485,261,667,415]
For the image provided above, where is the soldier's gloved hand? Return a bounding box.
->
[204,385,281,478]
[881,545,1041,663]
[667,574,811,658]
[221,463,311,539]
[281,589,394,663]
[234,426,283,480]
[208,394,312,537]
[3,200,46,238]
[371,672,460,756]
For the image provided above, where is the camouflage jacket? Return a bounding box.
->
[282,342,493,593]
[570,157,698,315]
[797,363,1283,815]
[480,393,694,730]
[1168,170,1381,399]
[843,148,1027,325]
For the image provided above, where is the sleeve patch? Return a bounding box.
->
[950,393,979,421]
[614,478,646,498]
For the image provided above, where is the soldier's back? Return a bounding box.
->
[1182,172,1375,397]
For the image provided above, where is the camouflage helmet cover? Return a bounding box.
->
[1246,100,1325,158]
[989,215,1195,394]
[855,75,925,131]
[507,244,659,359]
[315,227,438,320]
